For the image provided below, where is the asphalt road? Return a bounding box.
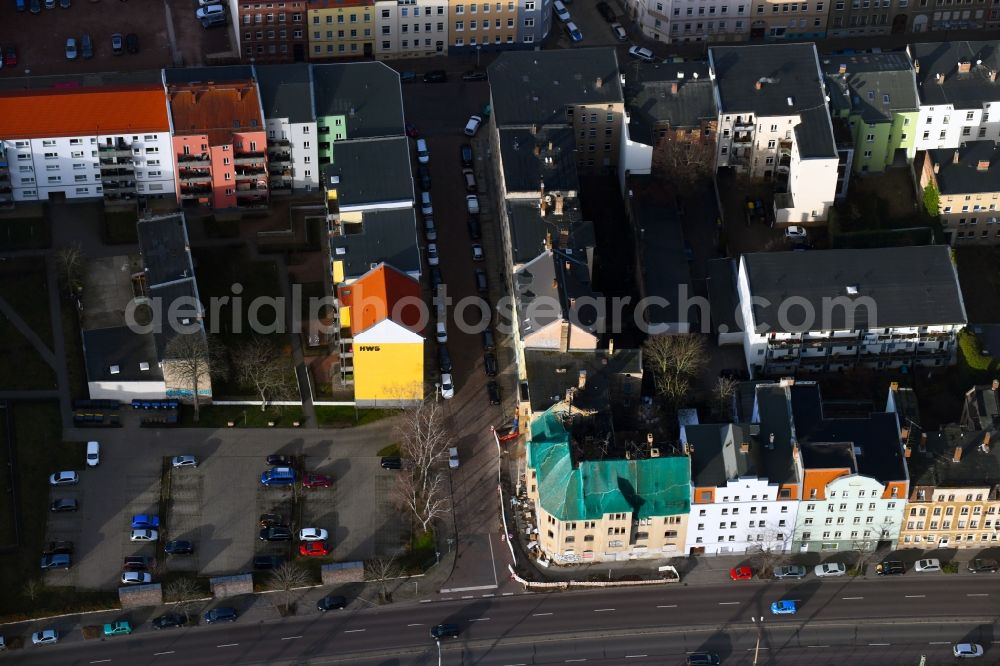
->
[7,577,998,665]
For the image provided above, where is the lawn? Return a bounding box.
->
[178,404,305,428]
[0,216,51,251]
[0,258,57,391]
[103,208,139,245]
[315,406,395,428]
[398,529,437,574]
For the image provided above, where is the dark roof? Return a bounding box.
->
[928,142,1000,195]
[822,52,919,123]
[329,208,420,280]
[909,424,1000,490]
[137,214,193,285]
[323,137,414,207]
[487,48,623,126]
[524,349,641,414]
[0,69,163,94]
[909,41,1000,109]
[508,199,593,267]
[707,258,740,334]
[148,280,201,360]
[742,246,968,332]
[749,383,800,484]
[514,250,599,340]
[163,66,255,85]
[635,205,693,331]
[312,62,404,138]
[253,64,315,124]
[965,384,1000,430]
[82,326,163,384]
[499,127,579,194]
[710,43,836,158]
[625,61,716,145]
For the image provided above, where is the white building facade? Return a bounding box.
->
[264,117,319,192]
[687,477,801,555]
[626,0,751,43]
[914,101,1000,151]
[792,474,906,553]
[374,0,449,59]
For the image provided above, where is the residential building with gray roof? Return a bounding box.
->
[919,142,1000,246]
[254,64,318,193]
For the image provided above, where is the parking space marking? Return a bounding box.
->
[967,593,989,597]
[217,643,239,648]
[624,655,647,659]
[842,596,863,600]
[565,660,587,663]
[593,608,615,612]
[718,601,740,605]
[807,645,830,648]
[657,605,678,608]
[929,641,951,645]
[905,595,925,598]
[868,643,891,646]
[533,612,553,617]
[281,635,302,640]
[407,623,424,627]
[469,618,490,622]
[90,661,112,664]
[345,629,366,633]
[153,651,174,655]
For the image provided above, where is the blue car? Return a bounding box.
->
[565,21,583,42]
[770,600,797,615]
[131,514,160,529]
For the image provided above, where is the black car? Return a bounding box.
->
[266,454,293,466]
[259,526,293,541]
[461,70,487,82]
[164,540,194,555]
[596,1,616,21]
[43,540,73,555]
[969,558,999,573]
[875,560,904,576]
[686,654,721,666]
[317,595,347,611]
[125,33,139,54]
[400,70,416,83]
[474,268,488,293]
[460,144,474,166]
[123,556,154,571]
[253,555,285,570]
[438,345,453,373]
[482,329,495,351]
[430,266,444,291]
[487,381,501,405]
[204,607,238,624]
[430,623,460,640]
[50,498,78,512]
[484,353,498,377]
[467,215,481,240]
[259,512,284,527]
[423,70,447,83]
[380,456,402,470]
[152,613,187,630]
[418,164,432,191]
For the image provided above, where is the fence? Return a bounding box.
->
[508,565,680,590]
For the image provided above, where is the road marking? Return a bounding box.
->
[967,593,989,597]
[469,618,490,622]
[90,661,112,664]
[462,595,474,599]
[217,643,239,648]
[440,584,498,593]
[842,596,864,600]
[420,599,433,603]
[153,652,174,656]
[869,643,891,646]
[657,604,678,608]
[905,594,925,598]
[746,648,770,651]
[807,645,830,648]
[344,629,366,633]
[502,592,514,596]
[533,612,553,617]
[407,623,424,627]
[482,593,495,597]
[281,635,302,641]
[593,608,616,612]
[625,655,648,659]
[441,597,454,601]
[718,601,740,605]
[929,641,951,645]
[565,660,588,663]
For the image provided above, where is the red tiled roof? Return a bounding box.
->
[338,264,422,337]
[0,85,169,139]
[167,82,264,146]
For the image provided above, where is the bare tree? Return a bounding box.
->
[394,468,450,533]
[642,335,708,405]
[365,556,401,604]
[164,333,225,422]
[851,519,895,576]
[393,401,453,532]
[55,244,86,296]
[164,577,203,621]
[747,527,792,578]
[22,579,44,602]
[652,131,716,187]
[713,376,738,420]
[232,337,298,410]
[268,562,311,614]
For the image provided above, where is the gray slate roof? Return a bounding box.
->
[822,52,919,123]
[910,41,1000,109]
[524,349,641,414]
[329,208,420,280]
[710,43,836,158]
[499,126,579,194]
[707,258,740,334]
[514,250,599,340]
[742,246,967,332]
[508,199,593,268]
[137,214,192,285]
[487,48,623,126]
[635,204,693,331]
[82,326,163,384]
[324,137,414,207]
[928,142,1000,195]
[312,62,404,138]
[254,63,315,124]
[164,66,255,85]
[625,61,716,145]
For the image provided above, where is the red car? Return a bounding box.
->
[299,541,329,557]
[405,122,419,138]
[729,566,753,581]
[4,47,16,67]
[302,473,333,489]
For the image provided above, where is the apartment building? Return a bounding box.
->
[232,0,309,63]
[0,85,175,206]
[748,0,828,39]
[736,246,967,377]
[254,64,319,194]
[904,0,995,34]
[824,0,905,37]
[911,41,1000,151]
[374,0,448,59]
[919,143,1000,245]
[709,44,840,223]
[525,408,691,564]
[824,52,919,173]
[307,0,375,60]
[625,0,751,43]
[448,0,520,51]
[165,68,268,211]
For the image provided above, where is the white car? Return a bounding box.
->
[171,455,198,468]
[628,45,655,62]
[121,571,152,585]
[86,441,100,467]
[420,190,433,216]
[466,194,480,215]
[65,37,77,60]
[448,446,460,468]
[953,643,984,659]
[553,0,570,22]
[31,629,58,646]
[195,4,224,19]
[436,320,447,344]
[427,242,439,267]
[915,558,941,572]
[423,218,437,241]
[298,527,329,542]
[416,138,429,164]
[611,22,627,41]
[784,225,807,240]
[814,562,847,577]
[130,529,158,542]
[464,115,483,137]
[440,373,455,400]
[49,471,79,486]
[472,244,484,261]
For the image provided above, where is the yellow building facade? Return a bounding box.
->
[308,0,376,59]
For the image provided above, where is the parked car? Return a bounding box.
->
[628,45,655,62]
[121,571,152,585]
[196,4,225,20]
[770,599,797,615]
[125,33,139,54]
[49,471,79,486]
[299,527,329,542]
[772,564,807,579]
[467,215,481,240]
[299,540,330,557]
[152,613,187,630]
[610,22,627,40]
[953,643,984,659]
[405,122,419,139]
[564,21,583,42]
[380,456,402,470]
[462,168,477,192]
[111,32,123,55]
[164,540,194,555]
[424,217,438,242]
[416,138,430,164]
[460,144,474,166]
[440,373,455,400]
[171,455,198,468]
[474,268,488,293]
[435,320,447,343]
[31,629,58,646]
[3,46,16,67]
[466,194,480,215]
[417,164,432,191]
[259,526,293,541]
[686,654,721,666]
[43,540,73,555]
[50,498,78,513]
[430,623,460,640]
[130,528,158,542]
[203,607,238,624]
[596,0,616,21]
[438,345,453,373]
[915,558,941,572]
[487,381,501,405]
[30,0,40,13]
[875,560,904,576]
[422,69,447,83]
[968,558,999,573]
[317,595,347,611]
[131,515,160,529]
[553,0,570,21]
[420,191,433,216]
[122,556,154,571]
[430,266,443,290]
[86,441,100,467]
[253,555,285,570]
[260,467,296,486]
[784,225,807,240]
[40,553,70,570]
[259,513,284,527]
[814,562,847,577]
[266,454,293,466]
[472,243,484,261]
[302,473,333,489]
[427,242,440,267]
[484,353,498,377]
[80,33,93,59]
[461,70,487,81]
[400,71,416,83]
[729,566,753,581]
[448,446,460,468]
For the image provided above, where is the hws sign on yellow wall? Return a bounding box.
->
[358,345,381,352]
[354,342,423,402]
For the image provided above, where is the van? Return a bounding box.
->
[260,467,297,487]
[86,441,100,467]
[416,139,430,164]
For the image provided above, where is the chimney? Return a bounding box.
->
[531,124,538,135]
[533,144,541,156]
[608,338,615,354]
[982,431,991,453]
[671,82,679,94]
[596,77,603,88]
[934,162,940,174]
[958,60,972,74]
[905,446,912,458]
[914,59,920,73]
[992,379,999,390]
[838,63,847,75]
[990,70,998,83]
[647,432,654,447]
[554,193,564,216]
[564,260,571,271]
[578,370,587,390]
[936,72,944,84]
[544,230,552,251]
[547,141,553,151]
[920,432,928,453]
[768,432,775,449]
[977,159,991,171]
[551,279,559,290]
[953,446,964,463]
[953,149,961,164]
[901,426,910,442]
[890,381,899,391]
[540,194,548,217]
[755,79,764,90]
[740,441,750,454]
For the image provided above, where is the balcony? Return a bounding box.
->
[179,172,212,183]
[177,153,211,165]
[268,151,291,165]
[98,142,133,158]
[101,180,137,193]
[234,151,267,165]
[99,159,135,172]
[236,164,267,176]
[269,138,290,147]
[180,191,211,201]
[732,131,753,144]
[271,182,292,196]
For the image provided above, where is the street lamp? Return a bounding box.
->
[435,381,441,403]
[476,45,482,69]
[436,638,443,666]
[751,616,764,666]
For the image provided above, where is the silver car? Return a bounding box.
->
[773,564,807,579]
[64,37,77,60]
[171,455,198,468]
[814,562,847,577]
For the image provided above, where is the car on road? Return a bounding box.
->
[164,540,194,555]
[418,164,432,191]
[49,471,79,486]
[610,22,627,40]
[770,599,797,615]
[44,541,73,555]
[467,215,481,240]
[317,595,347,611]
[203,607,238,624]
[420,191,433,216]
[875,560,904,576]
[968,558,999,573]
[784,225,807,240]
[131,515,160,529]
[628,45,655,62]
[416,138,430,164]
[111,32,123,55]
[121,571,152,585]
[102,621,132,637]
[427,243,440,267]
[260,526,293,541]
[400,71,416,83]
[423,70,447,83]
[814,562,847,577]
[487,381,501,405]
[729,566,753,581]
[126,33,139,54]
[86,441,100,466]
[300,540,330,557]
[464,115,483,137]
[430,623,460,640]
[482,329,495,351]
[449,446,460,469]
[553,0,570,22]
[299,527,329,542]
[50,498,78,512]
[152,613,187,630]
[40,553,70,570]
[484,353,498,377]
[253,555,285,570]
[435,320,447,343]
[953,643,984,658]
[122,556,154,571]
[466,194,480,215]
[472,244,484,261]
[915,558,941,572]
[440,373,455,400]
[564,22,583,42]
[130,528,158,542]
[302,473,333,489]
[474,268,488,293]
[171,455,198,468]
[461,70,488,81]
[430,266,443,290]
[260,513,284,527]
[597,1,616,21]
[266,454,293,466]
[31,629,58,646]
[438,345,453,373]
[380,456,402,470]
[461,144,474,166]
[686,654,721,666]
[772,565,807,579]
[4,46,17,67]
